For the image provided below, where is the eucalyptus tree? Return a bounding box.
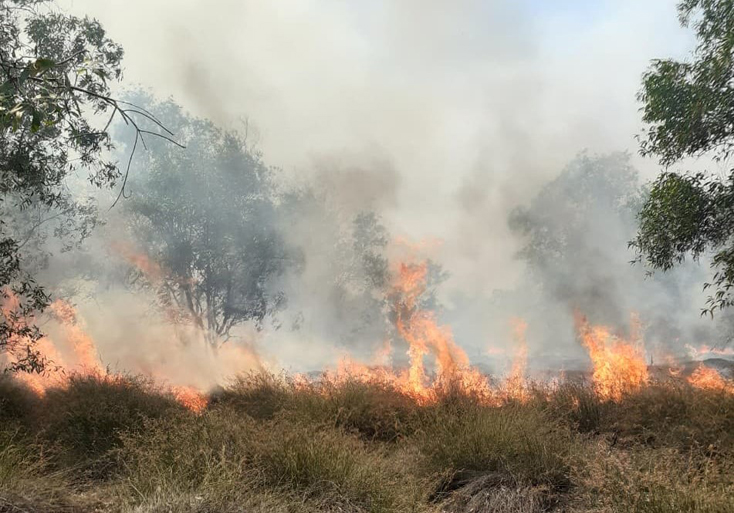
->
[633,0,734,316]
[1,0,176,370]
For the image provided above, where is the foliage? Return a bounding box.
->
[278,185,393,349]
[635,0,734,316]
[38,373,183,476]
[639,0,734,165]
[634,171,734,314]
[509,152,645,316]
[0,0,174,371]
[124,96,289,344]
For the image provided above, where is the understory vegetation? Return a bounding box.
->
[0,373,732,513]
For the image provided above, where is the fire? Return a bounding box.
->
[1,293,213,412]
[111,241,166,281]
[687,364,734,393]
[503,317,528,400]
[7,241,733,413]
[389,261,492,402]
[171,385,209,413]
[686,344,734,360]
[49,300,106,375]
[575,313,648,401]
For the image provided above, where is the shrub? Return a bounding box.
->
[578,446,734,513]
[0,429,80,512]
[211,372,293,420]
[0,374,40,426]
[38,372,184,476]
[118,408,433,513]
[541,382,603,433]
[600,383,734,456]
[416,403,575,493]
[216,373,420,442]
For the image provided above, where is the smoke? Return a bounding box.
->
[23,0,728,384]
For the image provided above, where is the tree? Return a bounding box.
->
[0,0,175,371]
[633,0,734,316]
[510,152,646,321]
[124,97,289,346]
[273,183,393,351]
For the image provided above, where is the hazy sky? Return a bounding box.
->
[62,0,692,291]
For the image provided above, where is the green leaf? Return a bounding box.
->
[93,69,108,82]
[30,109,42,132]
[19,66,31,84]
[32,58,56,75]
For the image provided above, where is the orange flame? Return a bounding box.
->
[686,344,734,360]
[575,313,648,401]
[687,364,734,393]
[49,300,106,376]
[1,293,211,412]
[171,385,209,413]
[503,317,529,401]
[390,261,492,402]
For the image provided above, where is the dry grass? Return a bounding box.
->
[0,371,732,512]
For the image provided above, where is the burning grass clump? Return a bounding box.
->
[37,372,185,477]
[1,370,733,512]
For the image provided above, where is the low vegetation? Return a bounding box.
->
[0,372,732,512]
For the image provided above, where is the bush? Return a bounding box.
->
[37,373,184,476]
[0,428,80,512]
[577,446,734,513]
[416,403,575,493]
[299,379,419,442]
[0,374,40,426]
[216,373,420,442]
[600,383,734,456]
[211,372,294,420]
[118,408,433,513]
[540,382,603,433]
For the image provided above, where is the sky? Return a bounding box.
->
[61,0,693,293]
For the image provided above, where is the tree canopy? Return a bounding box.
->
[510,153,644,312]
[0,0,174,370]
[634,0,734,316]
[124,97,289,345]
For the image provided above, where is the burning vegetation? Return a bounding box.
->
[2,0,734,511]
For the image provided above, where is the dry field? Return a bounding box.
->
[0,367,732,513]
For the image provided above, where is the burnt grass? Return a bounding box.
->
[0,372,732,513]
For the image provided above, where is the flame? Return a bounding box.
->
[390,261,492,402]
[575,313,648,401]
[49,300,106,376]
[1,293,214,412]
[686,344,734,360]
[7,241,734,412]
[171,385,208,412]
[503,317,528,400]
[687,364,734,393]
[111,241,166,282]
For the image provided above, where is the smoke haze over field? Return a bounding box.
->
[59,0,690,281]
[29,0,729,379]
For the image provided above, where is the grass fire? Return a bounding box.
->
[2,0,734,512]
